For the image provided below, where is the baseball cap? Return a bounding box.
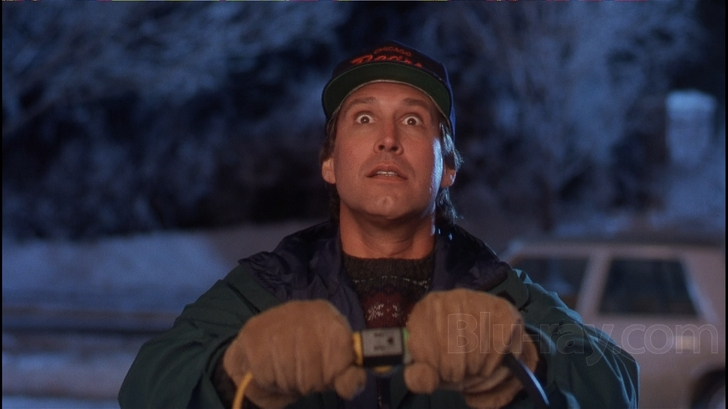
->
[322,40,456,139]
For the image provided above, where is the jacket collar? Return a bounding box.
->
[245,220,508,301]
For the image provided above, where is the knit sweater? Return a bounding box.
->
[343,252,433,329]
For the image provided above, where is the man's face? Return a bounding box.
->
[321,82,456,224]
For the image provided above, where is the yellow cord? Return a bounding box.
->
[232,372,254,409]
[232,335,365,409]
[232,333,375,409]
[352,332,364,366]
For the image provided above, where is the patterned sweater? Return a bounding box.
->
[343,252,433,329]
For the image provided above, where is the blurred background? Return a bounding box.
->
[2,2,725,408]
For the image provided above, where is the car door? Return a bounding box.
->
[582,245,715,409]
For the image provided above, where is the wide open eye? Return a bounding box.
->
[403,115,422,126]
[355,113,373,124]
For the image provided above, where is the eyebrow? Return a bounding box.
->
[401,97,435,112]
[340,96,376,116]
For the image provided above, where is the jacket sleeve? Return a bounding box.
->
[118,265,281,409]
[489,268,640,409]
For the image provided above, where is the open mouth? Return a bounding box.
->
[373,171,400,177]
[367,165,407,180]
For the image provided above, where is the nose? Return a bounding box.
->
[375,122,402,154]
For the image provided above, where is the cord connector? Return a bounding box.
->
[356,328,411,374]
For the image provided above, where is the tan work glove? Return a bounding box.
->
[404,289,539,409]
[222,300,367,409]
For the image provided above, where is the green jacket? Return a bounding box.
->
[119,222,639,408]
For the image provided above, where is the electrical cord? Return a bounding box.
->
[232,372,253,409]
[502,352,550,409]
[231,328,549,409]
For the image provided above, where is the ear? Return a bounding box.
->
[440,166,456,189]
[321,157,336,184]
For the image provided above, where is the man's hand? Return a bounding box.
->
[222,300,367,409]
[404,289,539,409]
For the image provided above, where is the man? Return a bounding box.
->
[119,41,638,409]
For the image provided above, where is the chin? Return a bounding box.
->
[367,208,430,225]
[341,196,430,222]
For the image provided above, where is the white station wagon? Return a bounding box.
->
[501,234,725,409]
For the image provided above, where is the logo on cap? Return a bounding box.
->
[349,45,424,70]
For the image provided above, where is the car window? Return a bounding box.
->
[511,257,587,309]
[599,258,697,316]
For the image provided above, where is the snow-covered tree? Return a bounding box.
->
[2,3,348,239]
[410,1,707,230]
[2,2,721,241]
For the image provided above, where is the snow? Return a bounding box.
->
[2,220,316,309]
[2,397,118,409]
[2,220,317,402]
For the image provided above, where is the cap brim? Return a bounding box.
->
[322,62,452,123]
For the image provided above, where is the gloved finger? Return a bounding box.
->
[461,366,511,394]
[407,291,482,382]
[517,334,540,373]
[318,312,359,384]
[473,296,523,377]
[242,300,354,392]
[222,336,249,386]
[404,362,440,394]
[406,293,446,364]
[333,366,367,400]
[244,381,298,409]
